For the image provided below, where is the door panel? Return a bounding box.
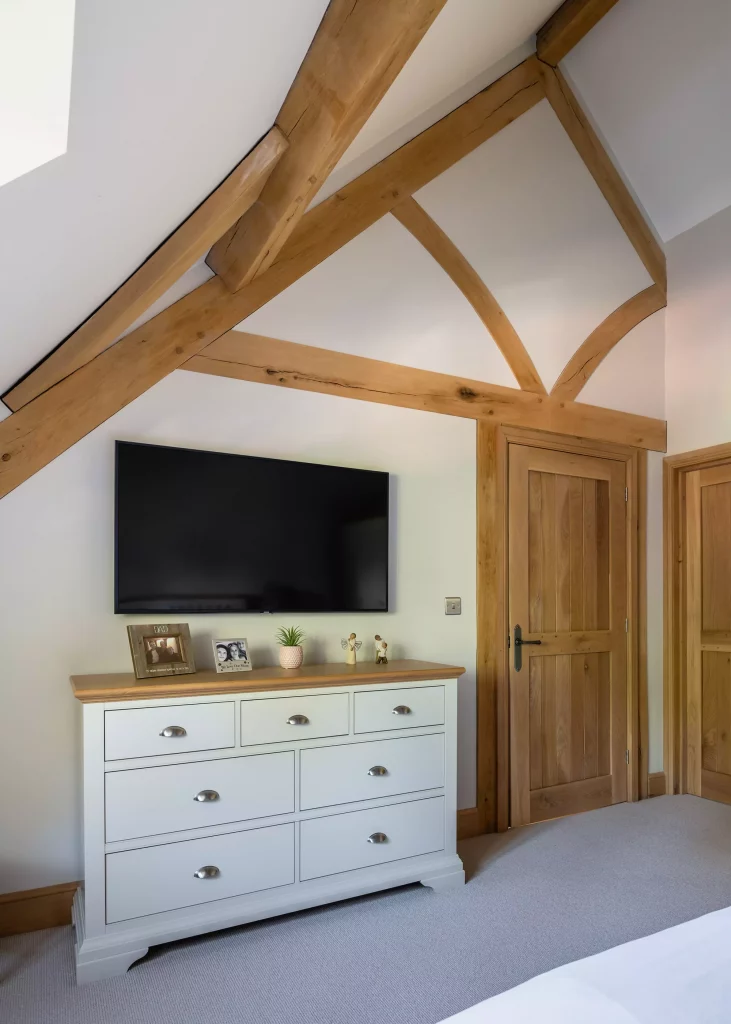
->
[687,467,731,804]
[509,443,627,826]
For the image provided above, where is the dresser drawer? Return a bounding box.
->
[354,685,444,734]
[300,734,444,810]
[105,751,294,842]
[106,823,294,922]
[240,692,348,747]
[300,797,444,880]
[105,702,234,761]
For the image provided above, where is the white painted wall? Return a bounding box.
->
[0,371,476,893]
[665,204,731,454]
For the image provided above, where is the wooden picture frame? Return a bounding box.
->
[126,623,196,679]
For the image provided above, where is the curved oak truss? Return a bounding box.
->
[392,197,546,394]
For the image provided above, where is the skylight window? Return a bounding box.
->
[0,0,75,188]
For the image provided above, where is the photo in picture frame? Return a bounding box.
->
[127,623,196,679]
[213,637,252,673]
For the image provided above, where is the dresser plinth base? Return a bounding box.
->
[420,867,466,892]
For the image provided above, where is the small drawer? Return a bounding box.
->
[300,734,444,810]
[300,797,444,880]
[354,686,444,734]
[106,823,294,922]
[105,702,234,761]
[240,693,348,747]
[105,751,294,842]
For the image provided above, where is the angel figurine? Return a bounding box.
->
[341,632,362,666]
[374,635,388,665]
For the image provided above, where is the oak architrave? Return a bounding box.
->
[538,62,666,295]
[206,0,449,291]
[184,331,666,451]
[537,0,621,66]
[392,198,546,394]
[3,128,288,412]
[551,284,666,401]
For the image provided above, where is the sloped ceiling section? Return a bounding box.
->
[0,0,330,394]
[565,0,731,242]
[239,98,653,403]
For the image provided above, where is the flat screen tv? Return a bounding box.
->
[114,441,389,614]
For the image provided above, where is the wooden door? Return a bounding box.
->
[686,464,731,804]
[508,444,628,825]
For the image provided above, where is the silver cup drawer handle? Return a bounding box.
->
[367,832,388,844]
[287,714,309,725]
[193,790,220,803]
[392,706,412,716]
[367,765,388,776]
[159,725,187,738]
[193,865,220,879]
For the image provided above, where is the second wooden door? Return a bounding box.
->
[508,443,628,825]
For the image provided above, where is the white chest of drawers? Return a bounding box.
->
[71,660,465,984]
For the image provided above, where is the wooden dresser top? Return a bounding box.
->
[70,659,466,703]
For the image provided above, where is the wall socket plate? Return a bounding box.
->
[445,597,461,616]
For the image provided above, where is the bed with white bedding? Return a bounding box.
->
[440,906,731,1024]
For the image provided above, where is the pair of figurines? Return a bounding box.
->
[341,633,388,666]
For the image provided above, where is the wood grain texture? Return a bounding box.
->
[0,881,79,936]
[3,128,288,411]
[206,0,448,290]
[456,807,484,840]
[508,442,628,825]
[685,471,702,795]
[551,285,666,401]
[648,771,666,797]
[537,0,621,66]
[392,198,546,393]
[185,332,667,451]
[71,659,465,703]
[538,63,666,294]
[637,448,649,799]
[476,422,508,833]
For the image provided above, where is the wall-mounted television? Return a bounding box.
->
[114,441,389,614]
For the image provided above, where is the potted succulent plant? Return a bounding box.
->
[276,626,305,669]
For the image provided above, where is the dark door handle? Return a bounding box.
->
[513,624,541,672]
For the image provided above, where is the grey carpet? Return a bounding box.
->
[2,795,731,1024]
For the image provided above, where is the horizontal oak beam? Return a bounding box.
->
[206,0,448,291]
[537,0,621,66]
[184,332,666,451]
[538,62,666,294]
[391,198,546,394]
[4,128,287,412]
[551,284,666,400]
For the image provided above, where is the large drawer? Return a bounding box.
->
[300,734,444,810]
[240,692,348,747]
[354,685,444,734]
[106,823,294,922]
[105,702,234,761]
[300,797,444,880]
[105,751,294,842]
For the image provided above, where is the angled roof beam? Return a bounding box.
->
[537,0,621,66]
[4,127,287,412]
[206,0,449,292]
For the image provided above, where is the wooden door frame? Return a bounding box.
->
[663,440,731,798]
[470,423,646,835]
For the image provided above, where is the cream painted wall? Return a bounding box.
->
[0,371,476,893]
[665,204,731,454]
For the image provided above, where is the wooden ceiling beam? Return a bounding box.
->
[551,284,666,401]
[0,59,545,500]
[538,62,666,294]
[184,331,666,452]
[206,0,449,292]
[3,128,287,412]
[392,197,546,394]
[537,0,621,66]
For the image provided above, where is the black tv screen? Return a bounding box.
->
[114,441,389,614]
